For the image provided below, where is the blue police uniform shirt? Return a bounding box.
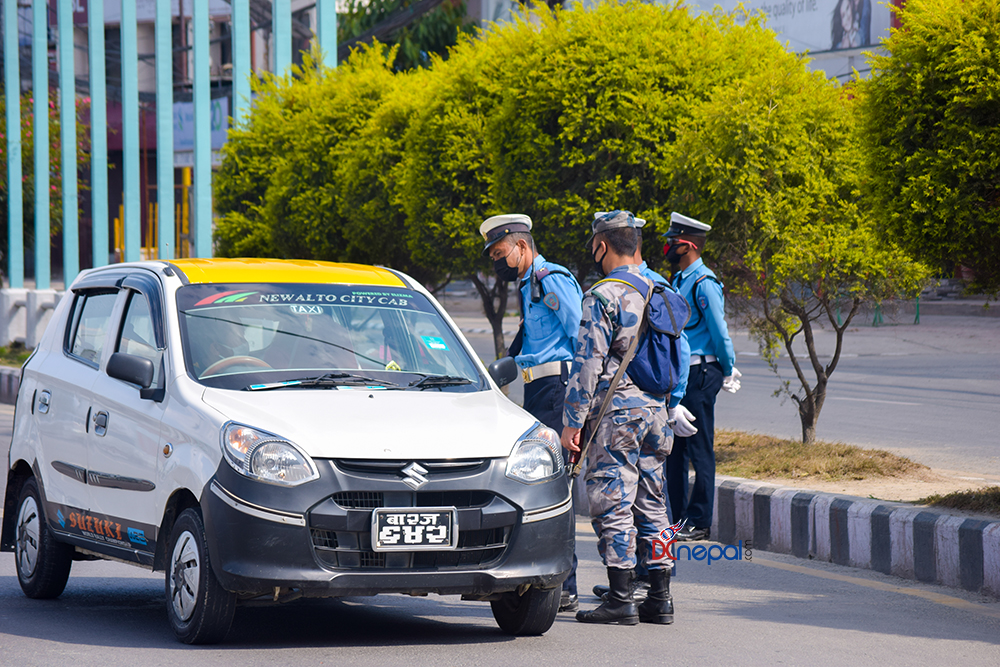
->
[516,254,584,369]
[670,257,736,376]
[639,261,690,408]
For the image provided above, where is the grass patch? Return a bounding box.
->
[918,487,1000,517]
[715,429,926,481]
[0,343,31,368]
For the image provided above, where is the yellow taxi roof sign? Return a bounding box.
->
[166,258,406,287]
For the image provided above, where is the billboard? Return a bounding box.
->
[687,0,893,53]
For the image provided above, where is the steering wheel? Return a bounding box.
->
[202,355,272,377]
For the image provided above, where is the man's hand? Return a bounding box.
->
[561,426,581,452]
[722,366,742,394]
[667,406,698,437]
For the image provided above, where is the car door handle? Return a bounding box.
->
[93,411,109,437]
[38,390,51,414]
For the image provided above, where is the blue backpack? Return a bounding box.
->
[596,270,690,396]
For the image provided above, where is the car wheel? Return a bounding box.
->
[165,508,236,645]
[490,586,560,636]
[15,477,73,599]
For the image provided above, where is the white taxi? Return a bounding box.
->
[1,259,573,643]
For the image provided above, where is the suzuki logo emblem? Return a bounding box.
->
[401,462,429,490]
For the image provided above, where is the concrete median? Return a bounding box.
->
[712,475,1000,597]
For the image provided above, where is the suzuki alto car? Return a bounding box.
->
[1,259,573,644]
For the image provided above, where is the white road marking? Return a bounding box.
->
[828,397,922,406]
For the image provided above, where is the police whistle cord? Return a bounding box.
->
[569,285,653,479]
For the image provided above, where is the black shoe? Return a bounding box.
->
[576,568,639,625]
[675,526,711,542]
[637,568,674,625]
[595,575,650,603]
[559,591,579,613]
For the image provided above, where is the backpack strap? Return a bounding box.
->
[685,273,722,331]
[569,282,653,479]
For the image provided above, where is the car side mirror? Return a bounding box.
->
[487,356,519,388]
[107,352,155,389]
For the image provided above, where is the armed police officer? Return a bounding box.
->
[663,213,741,542]
[480,213,584,611]
[561,210,688,626]
[589,217,697,605]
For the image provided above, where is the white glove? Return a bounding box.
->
[722,366,742,394]
[667,406,698,438]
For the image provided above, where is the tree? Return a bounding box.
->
[857,0,1000,295]
[394,25,512,358]
[216,47,439,284]
[338,0,475,71]
[667,56,930,443]
[0,91,90,265]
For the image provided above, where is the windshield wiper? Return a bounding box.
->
[408,374,474,389]
[247,373,398,391]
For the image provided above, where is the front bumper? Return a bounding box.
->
[201,458,575,597]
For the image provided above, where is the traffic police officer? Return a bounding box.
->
[664,212,741,542]
[561,210,680,626]
[480,213,583,610]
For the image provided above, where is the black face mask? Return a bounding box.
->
[666,245,685,267]
[592,243,608,277]
[493,246,522,282]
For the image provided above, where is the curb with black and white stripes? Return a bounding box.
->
[712,475,1000,596]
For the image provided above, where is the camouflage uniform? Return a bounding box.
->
[563,264,674,571]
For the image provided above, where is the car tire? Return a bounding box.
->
[490,586,560,636]
[165,508,236,645]
[15,477,73,599]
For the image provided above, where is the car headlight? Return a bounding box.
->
[505,423,564,484]
[221,422,319,486]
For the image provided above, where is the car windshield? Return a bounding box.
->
[176,283,484,391]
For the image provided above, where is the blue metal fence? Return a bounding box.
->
[3,0,338,290]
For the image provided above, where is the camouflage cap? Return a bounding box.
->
[589,210,644,244]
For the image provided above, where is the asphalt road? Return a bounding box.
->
[2,512,999,665]
[456,312,1000,477]
[2,335,1000,663]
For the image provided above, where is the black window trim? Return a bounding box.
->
[63,289,122,370]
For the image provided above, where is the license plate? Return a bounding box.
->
[371,507,457,552]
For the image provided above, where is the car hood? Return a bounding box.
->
[200,387,537,460]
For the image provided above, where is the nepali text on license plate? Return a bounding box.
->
[371,507,457,552]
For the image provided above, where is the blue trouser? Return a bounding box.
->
[523,371,578,595]
[666,361,724,529]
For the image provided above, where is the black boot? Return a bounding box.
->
[576,568,639,625]
[637,567,674,625]
[594,575,650,603]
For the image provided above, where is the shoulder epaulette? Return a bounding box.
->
[534,266,573,282]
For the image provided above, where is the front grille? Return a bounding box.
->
[416,491,492,508]
[311,528,338,549]
[309,525,512,570]
[334,459,487,477]
[360,551,386,568]
[330,490,492,510]
[332,491,385,509]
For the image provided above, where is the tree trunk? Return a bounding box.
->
[470,274,510,360]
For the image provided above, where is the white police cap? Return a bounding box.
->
[479,214,533,255]
[664,212,711,238]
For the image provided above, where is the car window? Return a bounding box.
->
[116,290,163,385]
[68,292,119,366]
[175,283,485,391]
